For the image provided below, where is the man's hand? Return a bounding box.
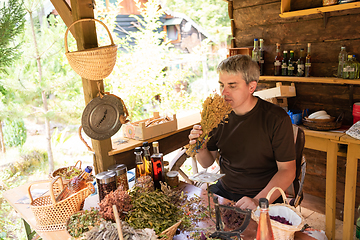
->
[188,125,203,145]
[235,196,259,210]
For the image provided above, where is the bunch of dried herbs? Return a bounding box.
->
[186,93,232,157]
[67,209,104,238]
[98,186,132,221]
[56,166,82,180]
[126,188,181,234]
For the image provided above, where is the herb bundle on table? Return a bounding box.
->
[186,93,232,157]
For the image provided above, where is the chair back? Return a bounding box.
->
[289,125,306,207]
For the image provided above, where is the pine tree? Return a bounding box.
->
[0,0,26,153]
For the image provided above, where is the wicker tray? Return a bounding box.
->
[303,116,342,131]
[29,176,95,232]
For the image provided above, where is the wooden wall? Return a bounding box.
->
[230,0,360,219]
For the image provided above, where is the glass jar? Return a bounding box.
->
[166,171,179,188]
[108,164,129,191]
[96,170,117,202]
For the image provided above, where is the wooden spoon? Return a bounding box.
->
[112,205,124,240]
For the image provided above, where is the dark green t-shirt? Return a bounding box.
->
[207,97,296,196]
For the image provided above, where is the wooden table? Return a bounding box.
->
[4,181,316,240]
[301,127,360,240]
[109,112,201,170]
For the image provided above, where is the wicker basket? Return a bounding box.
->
[28,176,95,232]
[160,220,182,240]
[49,160,82,184]
[303,116,342,131]
[65,18,117,80]
[252,187,305,240]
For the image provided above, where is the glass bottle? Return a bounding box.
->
[259,39,264,76]
[142,141,152,178]
[151,141,164,190]
[252,38,260,64]
[256,198,275,240]
[274,43,283,76]
[288,50,295,76]
[352,55,359,79]
[135,147,146,182]
[297,48,305,77]
[305,43,312,77]
[282,50,288,76]
[337,46,347,78]
[56,166,93,202]
[343,55,353,79]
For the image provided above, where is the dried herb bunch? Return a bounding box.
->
[186,93,232,157]
[67,209,104,238]
[126,188,181,234]
[98,186,132,221]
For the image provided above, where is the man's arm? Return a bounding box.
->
[235,159,296,210]
[189,125,217,168]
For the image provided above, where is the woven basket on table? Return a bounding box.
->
[160,220,182,240]
[49,160,82,185]
[65,18,117,80]
[252,187,305,240]
[28,176,95,232]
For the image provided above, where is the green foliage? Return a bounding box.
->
[0,0,26,73]
[164,0,230,43]
[51,127,72,148]
[102,0,204,121]
[3,118,27,147]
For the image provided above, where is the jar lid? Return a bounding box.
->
[108,164,127,175]
[166,171,179,178]
[96,170,116,184]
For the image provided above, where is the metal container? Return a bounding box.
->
[108,164,129,190]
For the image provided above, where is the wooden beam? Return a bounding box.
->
[50,0,72,28]
[67,0,115,174]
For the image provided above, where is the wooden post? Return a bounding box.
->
[50,0,115,174]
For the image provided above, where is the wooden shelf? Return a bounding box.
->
[259,76,360,85]
[280,1,360,18]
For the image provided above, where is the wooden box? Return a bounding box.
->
[228,47,252,57]
[254,82,296,99]
[122,112,177,140]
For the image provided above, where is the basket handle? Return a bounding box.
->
[49,176,64,204]
[64,18,115,53]
[266,187,289,205]
[27,179,53,203]
[74,160,82,169]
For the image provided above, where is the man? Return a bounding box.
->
[188,54,296,210]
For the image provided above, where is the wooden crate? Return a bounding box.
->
[254,82,296,99]
[228,47,252,57]
[122,112,177,140]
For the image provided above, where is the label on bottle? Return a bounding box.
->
[297,64,305,76]
[274,61,281,66]
[282,63,287,68]
[305,63,311,67]
[288,65,294,71]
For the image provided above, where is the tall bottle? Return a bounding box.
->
[142,141,152,178]
[305,43,312,77]
[356,205,360,239]
[259,39,265,76]
[343,55,353,79]
[150,141,164,190]
[352,55,359,79]
[135,147,146,181]
[297,48,305,77]
[337,46,347,78]
[281,50,288,76]
[274,43,283,76]
[288,50,296,76]
[256,198,275,240]
[56,166,93,202]
[252,38,260,64]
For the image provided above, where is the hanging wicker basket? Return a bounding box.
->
[28,176,95,232]
[65,18,118,80]
[252,187,305,240]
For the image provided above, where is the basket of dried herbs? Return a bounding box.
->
[66,209,104,238]
[50,160,83,184]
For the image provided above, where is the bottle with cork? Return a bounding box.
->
[151,141,164,190]
[256,198,275,240]
[56,166,93,202]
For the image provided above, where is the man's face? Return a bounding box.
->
[219,72,257,115]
